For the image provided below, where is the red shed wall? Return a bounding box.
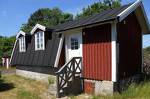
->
[117,12,142,80]
[83,24,112,81]
[58,43,65,67]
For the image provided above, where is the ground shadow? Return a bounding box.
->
[0,79,15,92]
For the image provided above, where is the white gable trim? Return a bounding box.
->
[54,34,64,67]
[111,21,117,82]
[16,31,26,39]
[10,40,17,65]
[117,0,142,22]
[31,24,46,35]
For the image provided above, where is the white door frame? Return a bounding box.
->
[64,30,83,62]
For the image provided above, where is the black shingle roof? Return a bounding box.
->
[54,4,132,32]
[11,31,61,67]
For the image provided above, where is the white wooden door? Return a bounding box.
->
[65,32,82,62]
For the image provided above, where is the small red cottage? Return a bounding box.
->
[2,56,10,69]
[10,0,150,97]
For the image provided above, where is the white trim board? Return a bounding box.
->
[31,24,46,35]
[117,0,142,22]
[16,31,26,39]
[10,40,17,65]
[54,35,64,67]
[111,22,117,82]
[117,0,150,33]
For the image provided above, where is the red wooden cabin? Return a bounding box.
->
[11,0,150,97]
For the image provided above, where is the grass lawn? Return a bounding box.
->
[0,75,53,99]
[70,81,150,99]
[1,74,150,99]
[0,66,16,70]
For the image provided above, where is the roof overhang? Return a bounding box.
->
[117,0,150,34]
[16,31,26,39]
[31,24,46,35]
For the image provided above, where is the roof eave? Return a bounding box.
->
[117,0,142,22]
[54,18,116,33]
[117,0,150,34]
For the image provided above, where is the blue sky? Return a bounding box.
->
[0,0,150,47]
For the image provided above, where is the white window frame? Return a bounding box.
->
[70,37,79,50]
[35,31,45,51]
[19,36,26,52]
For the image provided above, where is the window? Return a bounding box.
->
[35,31,45,50]
[19,36,26,52]
[71,38,79,50]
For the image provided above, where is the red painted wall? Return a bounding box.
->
[83,24,112,81]
[117,12,142,79]
[58,43,65,67]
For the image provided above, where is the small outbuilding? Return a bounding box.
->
[2,56,11,69]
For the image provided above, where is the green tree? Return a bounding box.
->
[0,36,15,65]
[76,0,121,19]
[21,8,73,33]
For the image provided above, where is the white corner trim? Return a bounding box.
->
[16,31,26,39]
[111,22,117,82]
[117,0,142,22]
[54,35,64,67]
[31,24,46,35]
[10,39,17,65]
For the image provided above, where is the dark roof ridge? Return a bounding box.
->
[52,3,132,32]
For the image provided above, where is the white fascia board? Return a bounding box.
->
[111,21,117,82]
[10,39,17,65]
[117,0,142,22]
[16,31,26,39]
[31,24,46,35]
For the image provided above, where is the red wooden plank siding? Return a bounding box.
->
[58,43,65,67]
[117,12,142,79]
[83,24,112,81]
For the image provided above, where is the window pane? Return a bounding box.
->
[74,42,78,46]
[37,44,40,48]
[75,45,78,49]
[40,32,43,37]
[71,38,78,50]
[37,33,39,38]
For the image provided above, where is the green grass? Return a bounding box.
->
[0,66,16,70]
[1,74,150,99]
[48,77,55,85]
[70,81,150,99]
[0,75,51,99]
[17,89,40,99]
